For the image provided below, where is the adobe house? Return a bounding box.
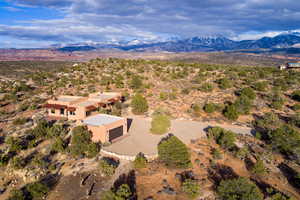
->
[44,92,122,120]
[82,114,128,143]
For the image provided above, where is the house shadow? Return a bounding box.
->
[127,118,133,132]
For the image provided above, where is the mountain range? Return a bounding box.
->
[57,33,300,53]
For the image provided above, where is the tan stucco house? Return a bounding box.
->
[44,92,121,120]
[44,92,126,143]
[83,114,128,143]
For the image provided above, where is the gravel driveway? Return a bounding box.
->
[103,116,253,156]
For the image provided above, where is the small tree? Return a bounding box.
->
[218,78,232,89]
[182,179,201,199]
[131,94,148,115]
[158,135,191,168]
[150,114,171,134]
[217,178,263,200]
[133,153,147,169]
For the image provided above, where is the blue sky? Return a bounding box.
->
[0,0,300,48]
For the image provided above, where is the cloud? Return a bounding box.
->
[1,0,300,47]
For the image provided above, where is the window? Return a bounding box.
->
[86,111,91,117]
[60,108,65,115]
[69,111,76,115]
[51,109,55,114]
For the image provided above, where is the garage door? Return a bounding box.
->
[109,126,123,142]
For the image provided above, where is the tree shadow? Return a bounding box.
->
[113,170,137,200]
[278,163,300,190]
[208,164,239,187]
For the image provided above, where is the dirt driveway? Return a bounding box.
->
[103,117,253,156]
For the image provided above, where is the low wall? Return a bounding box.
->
[100,149,158,161]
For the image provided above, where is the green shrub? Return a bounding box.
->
[26,182,49,200]
[13,117,27,126]
[150,114,171,134]
[99,158,118,176]
[10,156,26,170]
[133,153,147,169]
[69,126,100,157]
[292,104,300,111]
[239,87,256,100]
[235,147,249,160]
[217,178,263,200]
[7,189,25,200]
[131,93,148,115]
[253,81,268,91]
[291,90,300,102]
[101,184,132,200]
[208,127,236,150]
[212,148,222,160]
[234,95,252,115]
[130,75,143,89]
[218,78,232,89]
[51,137,66,153]
[158,135,191,168]
[159,92,168,101]
[251,159,267,175]
[182,179,201,199]
[200,83,214,92]
[5,137,24,152]
[203,103,217,113]
[223,104,239,121]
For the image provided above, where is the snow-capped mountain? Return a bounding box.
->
[55,34,300,52]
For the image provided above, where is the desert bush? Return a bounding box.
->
[158,135,191,168]
[208,127,236,150]
[7,189,25,200]
[200,83,214,92]
[223,104,239,121]
[69,126,100,157]
[269,125,300,162]
[131,93,148,115]
[6,137,24,152]
[234,95,252,115]
[217,177,263,200]
[203,103,217,113]
[99,158,118,176]
[159,92,168,101]
[51,137,67,153]
[150,114,171,134]
[239,87,256,100]
[101,184,132,200]
[251,159,267,175]
[182,179,201,199]
[133,153,147,169]
[253,81,268,91]
[211,148,222,160]
[13,117,27,126]
[130,75,143,89]
[292,104,300,111]
[235,147,249,160]
[25,182,49,200]
[218,78,232,89]
[10,156,26,170]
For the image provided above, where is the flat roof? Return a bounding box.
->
[56,96,83,102]
[76,100,96,107]
[83,114,124,126]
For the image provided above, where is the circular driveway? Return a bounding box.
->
[103,116,253,156]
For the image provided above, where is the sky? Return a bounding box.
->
[0,0,300,48]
